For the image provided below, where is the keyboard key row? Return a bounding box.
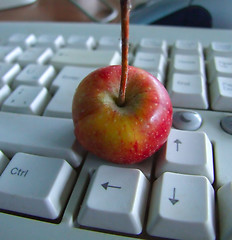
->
[77,165,215,240]
[3,33,232,62]
[0,67,231,118]
[0,122,230,239]
[0,38,231,113]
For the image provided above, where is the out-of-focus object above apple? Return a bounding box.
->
[0,0,37,11]
[69,0,118,23]
[130,0,232,29]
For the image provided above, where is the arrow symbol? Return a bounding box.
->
[174,139,182,151]
[101,182,122,190]
[169,188,179,205]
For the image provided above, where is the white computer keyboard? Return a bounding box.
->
[0,21,231,240]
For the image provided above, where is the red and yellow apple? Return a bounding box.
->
[72,65,172,164]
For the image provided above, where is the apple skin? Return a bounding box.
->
[72,65,172,164]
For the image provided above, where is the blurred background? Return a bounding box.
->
[0,0,232,29]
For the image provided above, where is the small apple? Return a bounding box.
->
[72,0,172,164]
[72,65,172,164]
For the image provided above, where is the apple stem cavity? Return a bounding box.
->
[118,0,132,107]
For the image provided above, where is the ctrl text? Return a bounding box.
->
[10,167,29,177]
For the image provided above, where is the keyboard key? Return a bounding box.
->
[217,181,232,240]
[97,36,134,63]
[207,56,232,83]
[171,40,203,56]
[50,66,95,93]
[0,150,9,175]
[0,112,85,167]
[210,76,232,111]
[155,129,214,183]
[0,46,23,63]
[44,82,76,118]
[50,48,121,70]
[206,41,232,59]
[0,152,76,219]
[169,54,205,76]
[0,63,21,87]
[67,35,96,49]
[137,38,168,56]
[2,85,51,115]
[8,33,36,48]
[77,165,149,235]
[147,172,215,240]
[133,52,166,76]
[36,34,65,50]
[17,47,53,67]
[13,64,56,89]
[167,73,208,109]
[97,36,120,50]
[0,85,11,106]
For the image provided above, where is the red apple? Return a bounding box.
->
[72,65,172,164]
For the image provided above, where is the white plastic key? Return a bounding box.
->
[77,165,149,235]
[8,33,36,48]
[137,38,168,56]
[210,76,232,111]
[97,36,121,50]
[50,48,121,70]
[217,182,232,240]
[36,34,65,50]
[0,152,76,219]
[167,73,208,109]
[207,56,232,83]
[169,54,205,76]
[133,52,166,75]
[0,111,85,167]
[147,172,215,240]
[206,41,232,59]
[50,66,95,93]
[0,85,11,106]
[0,63,21,87]
[171,40,203,56]
[155,129,214,183]
[0,150,9,175]
[2,85,51,115]
[13,64,56,89]
[17,47,53,67]
[67,35,96,49]
[0,46,23,62]
[44,81,76,118]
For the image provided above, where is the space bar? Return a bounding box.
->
[0,112,86,168]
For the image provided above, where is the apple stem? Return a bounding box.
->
[118,0,131,107]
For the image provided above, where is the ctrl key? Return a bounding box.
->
[146,172,216,240]
[0,153,76,220]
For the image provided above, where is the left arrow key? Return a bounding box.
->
[77,165,149,235]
